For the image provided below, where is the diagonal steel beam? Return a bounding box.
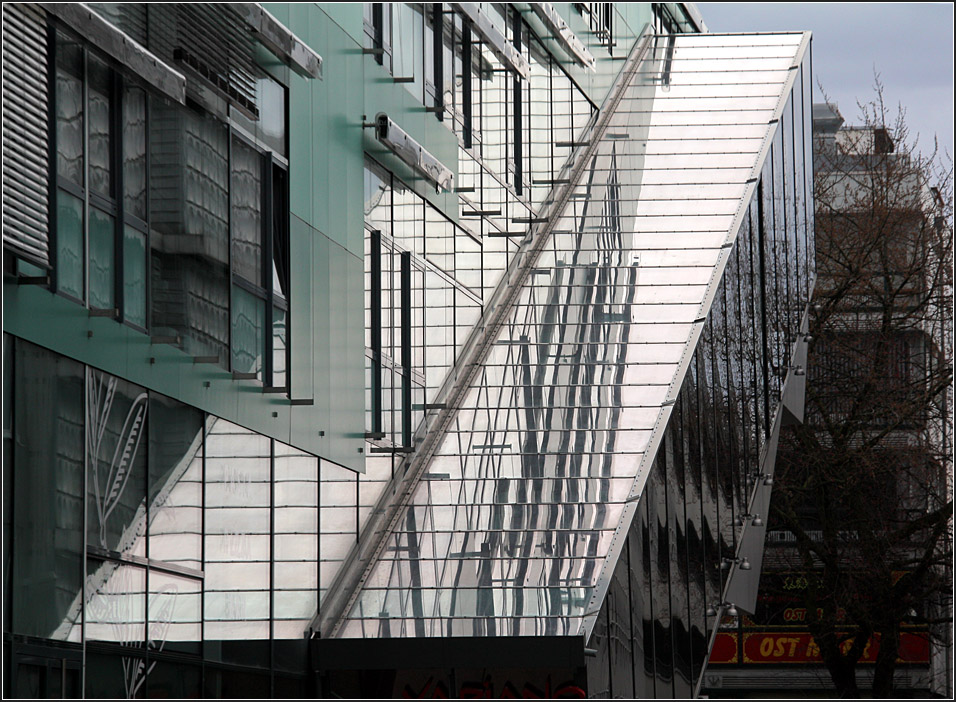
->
[312,25,656,641]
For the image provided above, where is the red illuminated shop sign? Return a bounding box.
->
[709,633,739,664]
[739,632,929,664]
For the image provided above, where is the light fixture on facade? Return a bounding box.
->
[736,513,764,528]
[374,113,455,193]
[721,556,752,571]
[753,471,773,486]
[706,602,739,618]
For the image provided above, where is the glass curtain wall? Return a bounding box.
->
[366,4,596,304]
[361,6,598,473]
[338,34,814,696]
[584,37,816,697]
[5,336,387,696]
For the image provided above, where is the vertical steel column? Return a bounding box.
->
[512,8,522,196]
[370,230,383,435]
[432,4,444,121]
[401,251,412,448]
[463,22,472,149]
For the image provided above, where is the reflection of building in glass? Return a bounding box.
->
[703,104,952,697]
[4,3,814,698]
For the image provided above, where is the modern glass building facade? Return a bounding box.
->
[4,3,813,698]
[317,26,814,700]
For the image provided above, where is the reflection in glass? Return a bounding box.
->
[272,305,287,388]
[88,208,115,310]
[149,572,201,655]
[87,55,112,198]
[343,32,813,650]
[231,285,264,376]
[231,137,262,286]
[86,368,148,557]
[148,394,204,569]
[55,33,84,185]
[12,341,84,641]
[84,560,146,646]
[57,190,84,300]
[204,420,271,640]
[123,225,147,327]
[319,460,358,607]
[273,441,318,638]
[123,86,148,220]
[149,102,229,365]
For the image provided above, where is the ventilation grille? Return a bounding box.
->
[89,3,265,118]
[2,2,50,267]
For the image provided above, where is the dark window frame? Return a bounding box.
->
[49,22,151,331]
[47,20,292,388]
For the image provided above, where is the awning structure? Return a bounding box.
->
[317,30,812,644]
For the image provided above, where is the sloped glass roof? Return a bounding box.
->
[335,32,811,639]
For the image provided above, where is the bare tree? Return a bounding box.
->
[768,83,954,698]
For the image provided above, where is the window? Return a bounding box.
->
[578,3,615,51]
[51,32,150,331]
[50,26,290,387]
[363,3,393,73]
[652,3,681,34]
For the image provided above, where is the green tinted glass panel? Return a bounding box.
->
[123,225,147,327]
[232,285,264,376]
[16,260,46,277]
[57,189,84,300]
[88,208,114,310]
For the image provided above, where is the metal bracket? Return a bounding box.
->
[88,307,118,318]
[192,356,220,364]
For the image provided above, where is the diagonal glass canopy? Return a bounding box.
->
[334,32,810,640]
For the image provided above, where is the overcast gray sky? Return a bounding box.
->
[698,3,954,161]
